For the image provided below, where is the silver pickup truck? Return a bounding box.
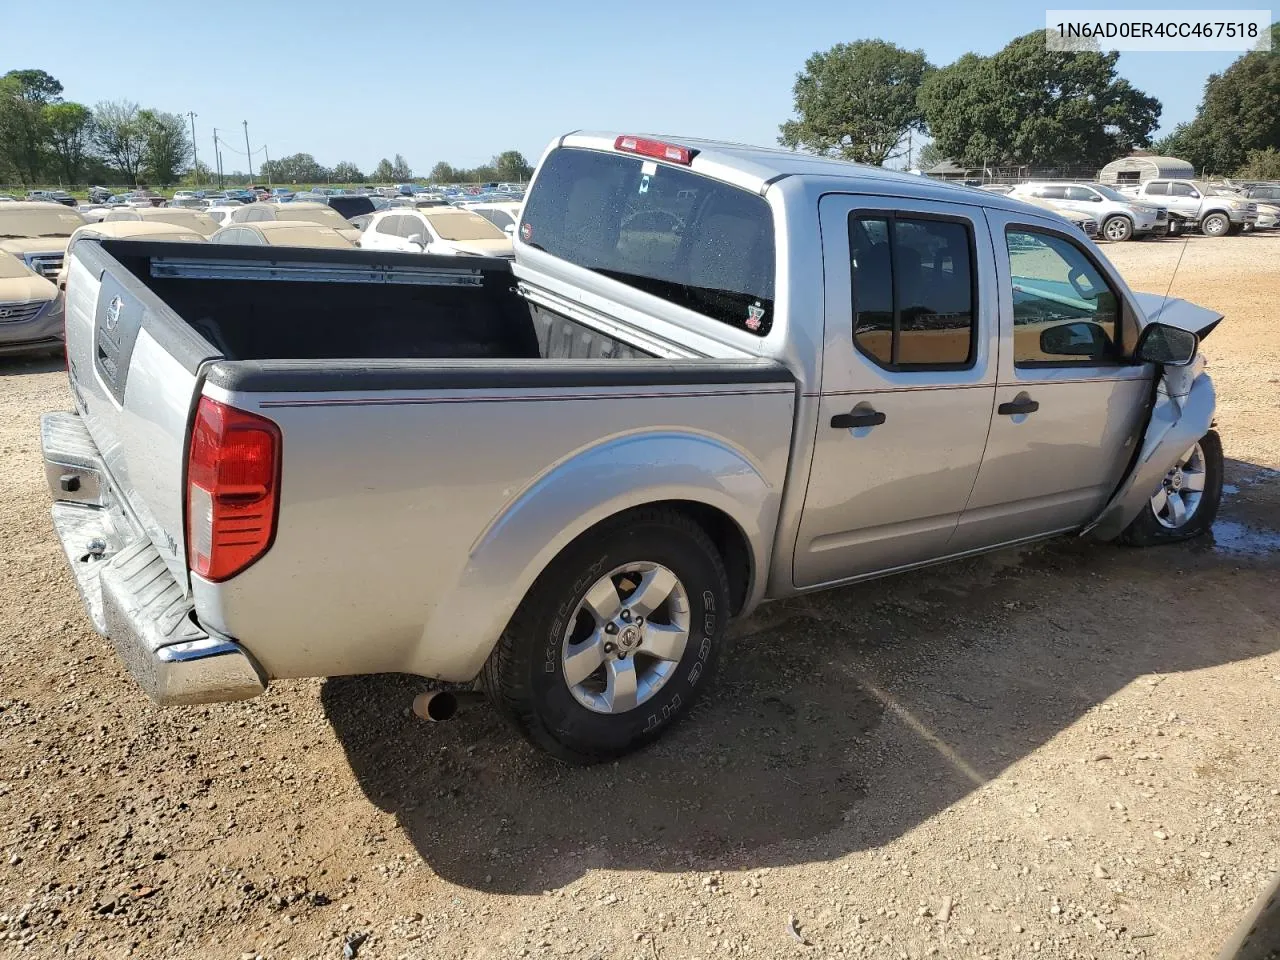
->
[43,132,1223,764]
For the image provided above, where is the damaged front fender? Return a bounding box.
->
[1083,361,1216,541]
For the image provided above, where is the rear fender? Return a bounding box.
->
[1084,365,1215,541]
[416,430,780,680]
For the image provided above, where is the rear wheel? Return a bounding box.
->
[1102,215,1133,242]
[1201,212,1231,237]
[483,507,729,764]
[1120,431,1223,546]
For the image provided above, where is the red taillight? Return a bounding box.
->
[614,135,695,165]
[186,397,281,582]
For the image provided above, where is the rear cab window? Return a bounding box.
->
[519,146,776,335]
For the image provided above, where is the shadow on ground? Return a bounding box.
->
[0,352,63,378]
[323,459,1280,894]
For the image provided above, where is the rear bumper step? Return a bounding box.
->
[42,411,266,705]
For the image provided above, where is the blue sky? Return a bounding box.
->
[1,0,1248,175]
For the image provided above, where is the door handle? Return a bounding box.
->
[831,409,887,429]
[997,397,1040,416]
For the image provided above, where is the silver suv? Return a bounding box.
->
[1011,182,1167,241]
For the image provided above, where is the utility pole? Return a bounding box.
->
[213,129,224,189]
[187,112,199,187]
[263,145,272,189]
[243,120,254,182]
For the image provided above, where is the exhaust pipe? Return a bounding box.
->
[412,690,458,722]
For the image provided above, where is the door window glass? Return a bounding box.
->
[850,214,976,369]
[1006,228,1122,366]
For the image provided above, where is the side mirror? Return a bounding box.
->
[1040,321,1111,357]
[1134,322,1199,366]
[1090,195,1103,202]
[503,223,516,236]
[406,232,426,248]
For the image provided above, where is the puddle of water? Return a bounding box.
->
[1212,521,1280,556]
[1222,484,1240,496]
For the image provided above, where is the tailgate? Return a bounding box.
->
[62,240,220,589]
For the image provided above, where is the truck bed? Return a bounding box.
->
[100,239,653,362]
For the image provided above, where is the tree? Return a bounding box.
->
[372,157,395,181]
[915,141,943,170]
[918,32,1161,169]
[260,152,327,183]
[138,109,191,186]
[1236,146,1280,180]
[491,150,532,182]
[183,160,215,187]
[1153,23,1279,174]
[330,160,364,183]
[44,102,94,184]
[94,100,145,184]
[0,69,63,183]
[778,40,932,165]
[390,153,412,180]
[429,161,460,183]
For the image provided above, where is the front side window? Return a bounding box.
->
[1006,228,1122,366]
[1063,186,1098,202]
[1170,182,1197,197]
[849,214,976,370]
[520,146,776,335]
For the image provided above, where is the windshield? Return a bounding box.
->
[1091,184,1132,202]
[0,206,87,238]
[424,211,508,241]
[288,206,353,229]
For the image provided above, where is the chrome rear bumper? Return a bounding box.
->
[41,411,266,705]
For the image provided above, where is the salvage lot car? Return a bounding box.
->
[0,248,63,356]
[42,132,1221,765]
[0,201,88,284]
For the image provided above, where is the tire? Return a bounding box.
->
[483,507,729,764]
[1119,430,1223,547]
[1102,215,1133,242]
[1202,212,1231,237]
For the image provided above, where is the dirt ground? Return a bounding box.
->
[1,233,1277,960]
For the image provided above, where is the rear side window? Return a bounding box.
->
[520,146,776,335]
[1143,181,1169,196]
[849,213,976,370]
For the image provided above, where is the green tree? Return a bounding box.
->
[94,100,144,184]
[44,102,94,184]
[1236,146,1280,180]
[261,152,327,183]
[372,157,395,181]
[138,109,191,186]
[390,153,412,180]
[1154,23,1279,175]
[491,150,532,181]
[915,140,943,170]
[330,160,364,183]
[0,69,63,183]
[779,40,931,165]
[918,32,1161,169]
[182,160,214,187]
[429,161,460,182]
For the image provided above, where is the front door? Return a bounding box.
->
[951,211,1154,551]
[1164,181,1204,218]
[793,195,998,588]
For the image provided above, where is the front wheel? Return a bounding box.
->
[483,507,729,764]
[1102,215,1134,242]
[1201,212,1231,237]
[1120,431,1223,546]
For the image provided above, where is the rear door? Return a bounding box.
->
[951,211,1153,550]
[793,195,997,588]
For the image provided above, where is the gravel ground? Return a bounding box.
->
[1,233,1277,960]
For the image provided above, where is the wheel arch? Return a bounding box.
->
[413,430,780,681]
